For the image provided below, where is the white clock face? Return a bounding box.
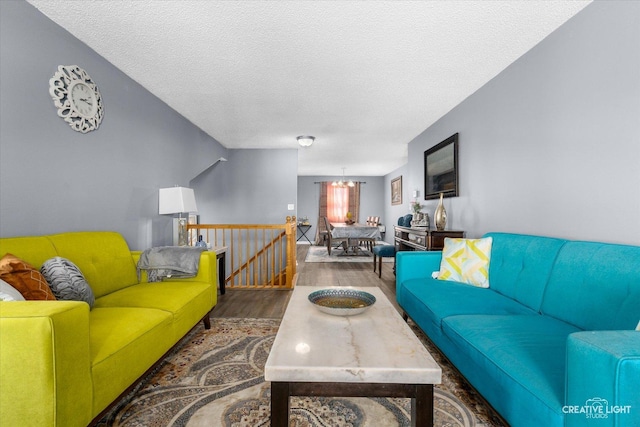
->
[69,82,97,118]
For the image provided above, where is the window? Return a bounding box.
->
[327,184,349,222]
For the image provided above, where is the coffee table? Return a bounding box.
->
[265,286,441,426]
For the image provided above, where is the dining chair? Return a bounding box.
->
[323,217,347,255]
[317,218,329,246]
[361,216,380,251]
[373,245,396,278]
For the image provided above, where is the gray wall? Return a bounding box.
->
[0,1,298,249]
[192,149,298,225]
[392,1,640,245]
[297,176,385,241]
[4,1,638,249]
[382,164,411,244]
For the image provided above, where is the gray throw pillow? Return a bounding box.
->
[40,257,95,308]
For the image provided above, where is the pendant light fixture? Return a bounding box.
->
[332,168,355,187]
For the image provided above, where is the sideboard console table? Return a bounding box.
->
[394,226,464,251]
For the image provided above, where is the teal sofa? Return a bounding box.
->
[396,232,640,427]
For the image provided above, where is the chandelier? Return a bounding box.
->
[332,168,355,188]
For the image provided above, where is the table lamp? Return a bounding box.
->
[159,186,198,246]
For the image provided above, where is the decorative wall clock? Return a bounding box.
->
[49,65,104,133]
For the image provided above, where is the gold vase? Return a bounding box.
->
[434,193,447,231]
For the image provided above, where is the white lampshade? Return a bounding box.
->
[159,187,198,215]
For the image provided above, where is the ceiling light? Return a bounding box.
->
[297,135,315,147]
[332,168,355,188]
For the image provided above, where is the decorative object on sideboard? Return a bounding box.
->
[398,214,413,227]
[411,212,430,228]
[159,186,198,246]
[297,135,315,147]
[411,199,429,227]
[49,65,104,133]
[424,133,459,200]
[435,192,447,231]
[411,200,422,214]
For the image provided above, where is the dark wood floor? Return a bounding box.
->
[209,245,509,427]
[210,243,400,319]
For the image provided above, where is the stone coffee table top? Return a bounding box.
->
[265,286,441,385]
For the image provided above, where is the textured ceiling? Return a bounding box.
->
[27,0,590,176]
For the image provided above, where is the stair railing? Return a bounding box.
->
[187,216,297,290]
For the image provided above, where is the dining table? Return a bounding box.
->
[330,222,381,255]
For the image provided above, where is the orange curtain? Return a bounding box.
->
[327,185,349,222]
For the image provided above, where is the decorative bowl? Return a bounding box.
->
[308,288,376,316]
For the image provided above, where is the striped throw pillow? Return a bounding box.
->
[40,257,95,308]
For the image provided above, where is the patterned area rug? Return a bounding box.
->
[96,318,506,427]
[305,244,394,263]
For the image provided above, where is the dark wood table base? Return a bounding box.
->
[270,381,434,427]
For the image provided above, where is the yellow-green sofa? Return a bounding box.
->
[0,231,217,427]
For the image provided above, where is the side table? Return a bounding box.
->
[296,224,312,244]
[209,246,228,295]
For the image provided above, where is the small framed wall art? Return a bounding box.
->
[391,176,402,205]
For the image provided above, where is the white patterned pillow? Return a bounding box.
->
[438,237,493,288]
[0,278,25,301]
[40,257,95,308]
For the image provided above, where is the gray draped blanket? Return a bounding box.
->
[137,246,206,282]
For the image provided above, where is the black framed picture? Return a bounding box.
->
[424,133,459,200]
